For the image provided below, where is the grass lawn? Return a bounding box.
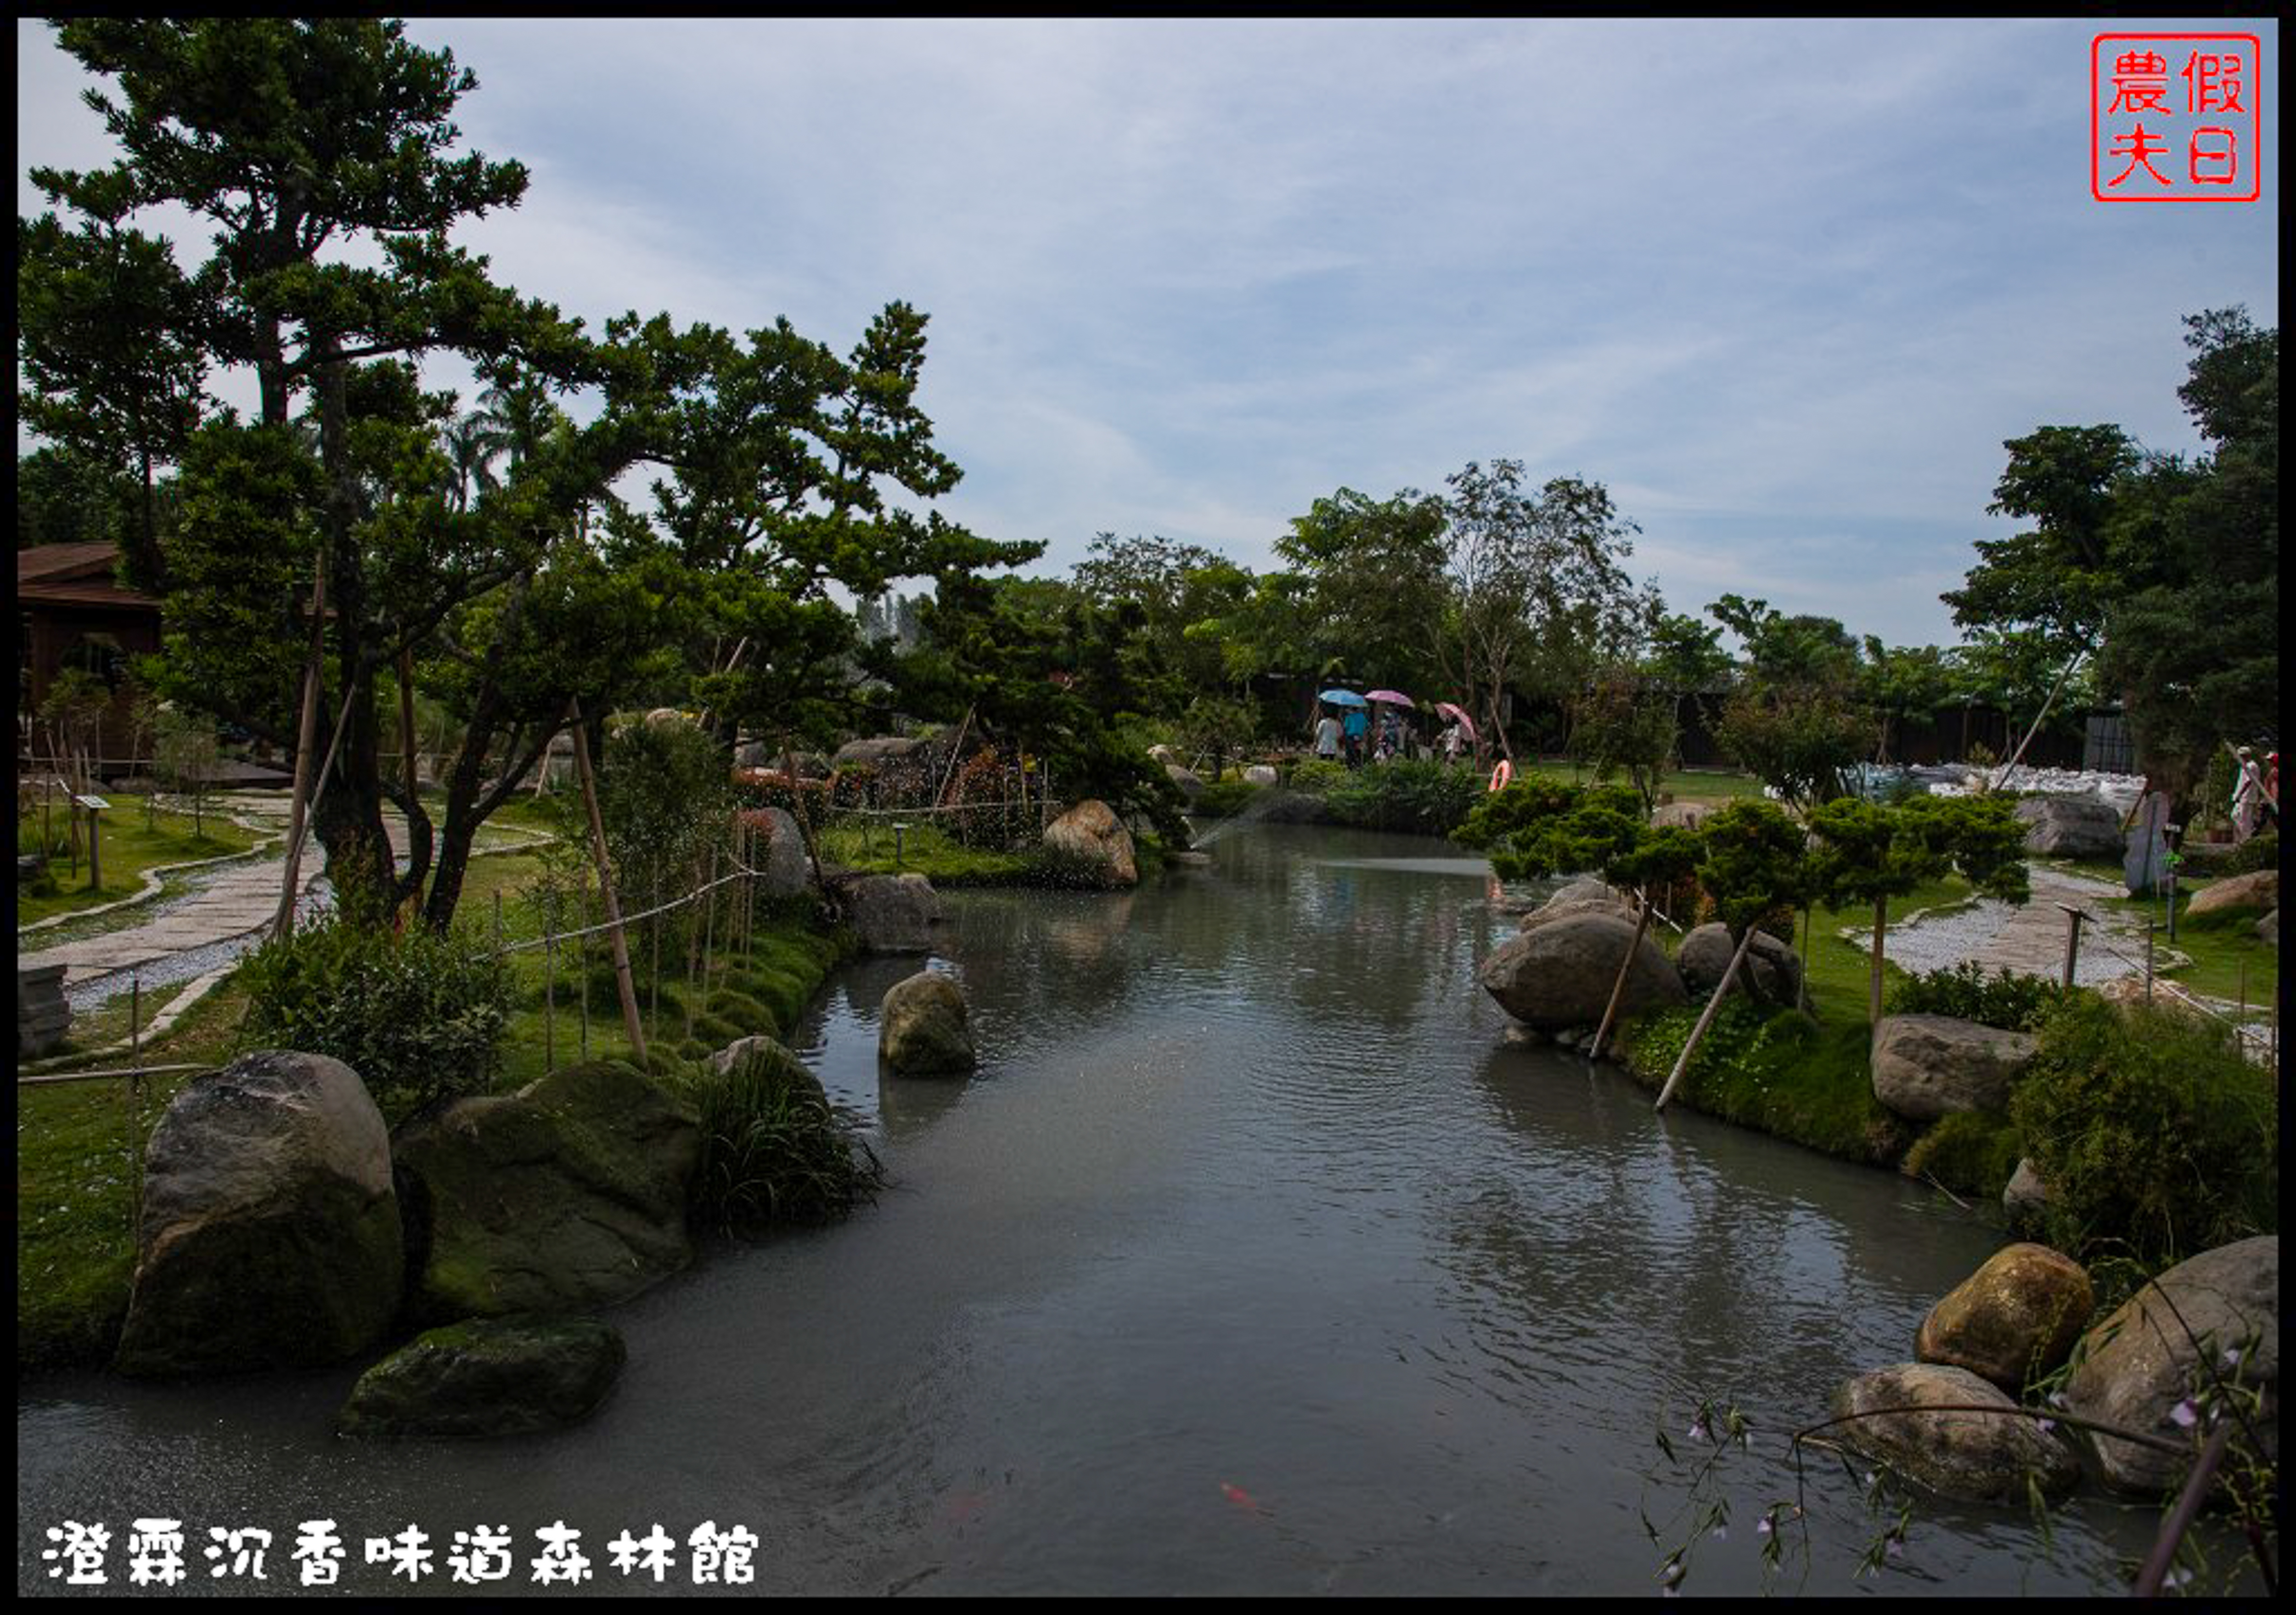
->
[1515,756,1770,805]
[17,803,266,929]
[815,817,1038,885]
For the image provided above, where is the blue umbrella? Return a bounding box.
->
[1317,689,1368,708]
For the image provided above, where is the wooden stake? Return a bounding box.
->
[2058,904,2086,991]
[568,700,647,1063]
[1656,925,1758,1112]
[1589,889,1652,1061]
[274,552,328,940]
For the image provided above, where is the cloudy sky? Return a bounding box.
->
[16,17,2280,648]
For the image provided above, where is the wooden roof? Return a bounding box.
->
[17,543,159,613]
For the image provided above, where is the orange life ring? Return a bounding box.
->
[1488,758,1513,792]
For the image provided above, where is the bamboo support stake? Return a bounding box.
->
[1589,888,1652,1061]
[1655,925,1759,1113]
[568,702,646,1063]
[274,553,328,939]
[543,896,557,1075]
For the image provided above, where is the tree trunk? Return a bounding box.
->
[1869,895,1888,1030]
[1655,925,1758,1112]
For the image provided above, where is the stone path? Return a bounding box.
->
[17,794,551,1002]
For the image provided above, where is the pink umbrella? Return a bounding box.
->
[1365,690,1415,708]
[1433,701,1477,740]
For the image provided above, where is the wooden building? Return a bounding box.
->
[17,542,164,773]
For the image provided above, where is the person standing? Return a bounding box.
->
[1342,706,1367,768]
[1440,720,1465,768]
[1313,708,1341,762]
[2231,746,2266,843]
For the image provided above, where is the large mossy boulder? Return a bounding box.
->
[880,971,977,1075]
[2061,1235,2278,1495]
[1042,799,1138,889]
[1916,1242,2093,1393]
[1478,910,1686,1032]
[2014,794,2125,858]
[1870,1014,2038,1121]
[1676,922,1804,1010]
[392,1059,700,1323]
[1829,1363,2079,1502]
[116,1050,402,1377]
[840,872,941,953]
[338,1315,625,1441]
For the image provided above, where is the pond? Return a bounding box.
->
[18,825,2183,1595]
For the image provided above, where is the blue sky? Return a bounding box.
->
[16,17,2279,648]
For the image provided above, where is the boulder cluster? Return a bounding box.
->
[1474,881,1803,1051]
[1831,1235,2276,1504]
[110,866,991,1442]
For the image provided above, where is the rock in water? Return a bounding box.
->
[880,971,978,1075]
[338,1316,625,1440]
[1869,1014,2038,1121]
[1042,799,1138,888]
[2061,1235,2278,1494]
[1916,1242,2093,1392]
[1829,1363,2078,1502]
[1478,911,1685,1032]
[392,1060,700,1322]
[116,1050,402,1376]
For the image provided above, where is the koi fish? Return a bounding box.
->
[1220,1481,1268,1516]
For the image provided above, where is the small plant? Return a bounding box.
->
[664,1040,883,1233]
[1885,960,2072,1031]
[235,912,512,1121]
[1287,757,1351,794]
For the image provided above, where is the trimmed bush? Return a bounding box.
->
[2008,996,2276,1271]
[1885,960,2073,1032]
[235,914,512,1122]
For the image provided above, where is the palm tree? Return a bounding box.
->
[440,412,503,513]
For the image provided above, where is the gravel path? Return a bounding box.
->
[1846,864,2162,987]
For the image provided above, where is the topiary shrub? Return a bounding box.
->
[235,913,512,1122]
[2008,996,2277,1271]
[663,1042,883,1234]
[1885,960,2074,1032]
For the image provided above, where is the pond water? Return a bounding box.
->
[19,825,2183,1595]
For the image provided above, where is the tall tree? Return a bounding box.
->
[1275,487,1450,697]
[25,18,598,919]
[1438,461,1648,761]
[1945,309,2277,799]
